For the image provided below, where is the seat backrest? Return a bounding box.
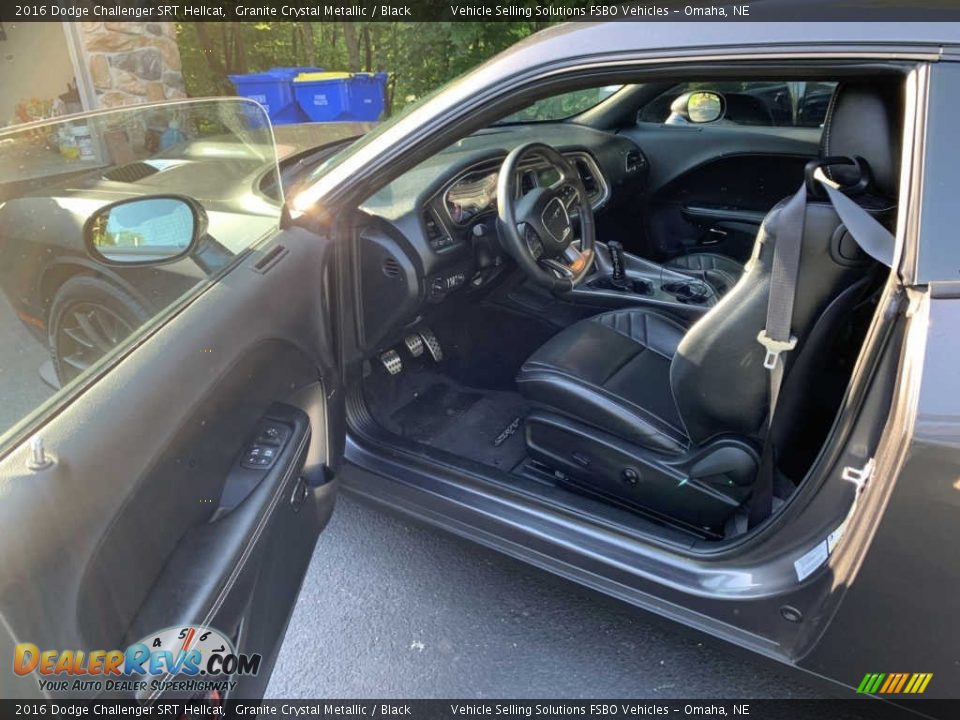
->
[669,81,902,445]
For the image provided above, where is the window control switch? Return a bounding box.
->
[242,446,274,469]
[240,420,291,470]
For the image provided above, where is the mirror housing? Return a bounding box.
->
[670,91,725,124]
[83,195,206,267]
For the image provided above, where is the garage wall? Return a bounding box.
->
[0,23,77,126]
[74,22,186,108]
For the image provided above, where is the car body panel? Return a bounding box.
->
[799,291,960,697]
[914,62,960,283]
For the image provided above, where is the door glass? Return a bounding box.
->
[640,81,837,128]
[0,99,281,443]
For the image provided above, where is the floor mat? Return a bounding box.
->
[390,383,483,442]
[366,367,530,470]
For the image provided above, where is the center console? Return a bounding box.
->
[566,242,718,319]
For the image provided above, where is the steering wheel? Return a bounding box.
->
[496,142,596,292]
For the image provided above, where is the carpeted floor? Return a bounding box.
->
[364,366,530,470]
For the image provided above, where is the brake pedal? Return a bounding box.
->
[418,328,443,362]
[404,334,424,357]
[379,349,402,375]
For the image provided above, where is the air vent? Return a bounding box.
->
[574,158,598,196]
[252,245,288,274]
[625,149,645,173]
[424,211,443,240]
[382,256,402,278]
[424,210,454,250]
[102,162,160,183]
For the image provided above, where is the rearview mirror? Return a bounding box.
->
[671,91,725,124]
[84,196,205,266]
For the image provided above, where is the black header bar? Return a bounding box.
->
[4,0,960,23]
[0,699,955,720]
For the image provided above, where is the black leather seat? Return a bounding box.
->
[517,81,901,532]
[517,309,689,454]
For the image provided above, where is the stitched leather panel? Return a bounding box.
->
[518,309,689,453]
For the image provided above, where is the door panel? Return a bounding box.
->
[619,124,820,261]
[0,226,342,699]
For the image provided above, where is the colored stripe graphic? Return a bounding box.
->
[893,673,909,693]
[879,674,896,693]
[857,672,933,694]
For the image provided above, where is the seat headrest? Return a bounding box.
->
[821,81,903,199]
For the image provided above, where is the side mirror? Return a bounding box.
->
[84,196,206,266]
[670,91,725,124]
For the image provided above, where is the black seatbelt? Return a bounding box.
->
[747,164,896,528]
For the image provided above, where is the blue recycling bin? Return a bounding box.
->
[348,72,390,121]
[292,72,352,122]
[228,67,325,125]
[293,71,389,122]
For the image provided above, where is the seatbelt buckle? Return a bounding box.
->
[757,331,797,370]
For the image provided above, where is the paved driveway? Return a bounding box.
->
[266,496,843,701]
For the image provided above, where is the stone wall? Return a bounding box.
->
[77,22,186,108]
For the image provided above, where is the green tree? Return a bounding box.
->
[175,21,557,116]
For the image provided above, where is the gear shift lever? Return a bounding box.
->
[607,241,629,289]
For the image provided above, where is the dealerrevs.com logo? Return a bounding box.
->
[13,625,260,695]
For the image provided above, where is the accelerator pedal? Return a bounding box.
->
[379,349,403,375]
[404,334,425,357]
[418,328,443,362]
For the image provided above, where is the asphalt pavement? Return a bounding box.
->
[266,496,836,700]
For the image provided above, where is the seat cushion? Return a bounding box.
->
[665,252,744,295]
[516,309,689,454]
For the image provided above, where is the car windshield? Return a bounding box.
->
[293,82,626,206]
[496,85,625,124]
[294,79,453,191]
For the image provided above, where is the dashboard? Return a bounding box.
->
[444,168,498,225]
[351,123,649,353]
[439,154,596,227]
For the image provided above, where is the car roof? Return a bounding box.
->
[502,22,955,65]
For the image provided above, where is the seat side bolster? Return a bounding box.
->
[517,365,688,455]
[593,309,687,359]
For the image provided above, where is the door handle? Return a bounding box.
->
[700,227,727,246]
[290,477,310,512]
